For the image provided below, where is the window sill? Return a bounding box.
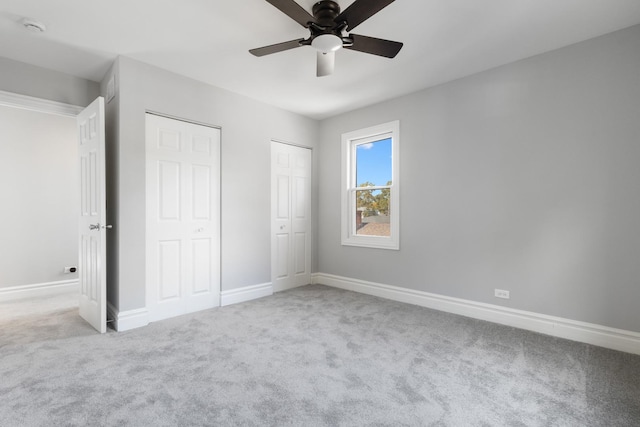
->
[341,236,399,250]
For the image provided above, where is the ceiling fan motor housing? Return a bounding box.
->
[310,0,349,52]
[312,0,341,25]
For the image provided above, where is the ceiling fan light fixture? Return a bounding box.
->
[311,34,342,53]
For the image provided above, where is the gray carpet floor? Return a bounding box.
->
[1,284,639,426]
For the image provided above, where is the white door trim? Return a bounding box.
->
[271,138,314,151]
[146,110,221,131]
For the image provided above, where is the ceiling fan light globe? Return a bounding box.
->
[312,34,342,53]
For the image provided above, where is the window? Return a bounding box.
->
[341,120,399,250]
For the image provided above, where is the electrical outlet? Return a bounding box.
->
[494,289,510,299]
[64,266,78,274]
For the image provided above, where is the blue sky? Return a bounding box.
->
[356,137,392,187]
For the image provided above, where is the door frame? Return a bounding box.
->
[0,91,111,330]
[0,90,84,299]
[270,140,313,292]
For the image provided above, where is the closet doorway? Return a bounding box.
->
[145,113,221,321]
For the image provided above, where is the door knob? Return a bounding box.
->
[89,223,113,230]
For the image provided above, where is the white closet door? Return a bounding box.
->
[146,114,220,322]
[271,141,312,292]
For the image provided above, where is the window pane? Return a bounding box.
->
[356,137,392,187]
[355,189,391,237]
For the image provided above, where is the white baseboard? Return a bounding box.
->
[312,273,640,355]
[107,302,149,332]
[0,280,79,302]
[221,282,273,306]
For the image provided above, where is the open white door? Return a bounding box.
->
[77,97,107,333]
[271,142,312,292]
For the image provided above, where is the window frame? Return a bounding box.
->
[341,120,399,250]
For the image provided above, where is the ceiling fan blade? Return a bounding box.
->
[265,0,315,27]
[334,0,395,31]
[317,51,335,77]
[249,38,305,57]
[344,34,403,58]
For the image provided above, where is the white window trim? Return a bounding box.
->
[341,120,399,250]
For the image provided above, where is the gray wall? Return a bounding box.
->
[0,105,78,288]
[317,25,640,333]
[0,57,99,107]
[110,57,319,312]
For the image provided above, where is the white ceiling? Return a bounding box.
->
[2,0,640,119]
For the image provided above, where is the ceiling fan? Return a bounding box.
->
[249,0,403,77]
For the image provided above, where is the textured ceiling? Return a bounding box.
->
[1,0,640,119]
